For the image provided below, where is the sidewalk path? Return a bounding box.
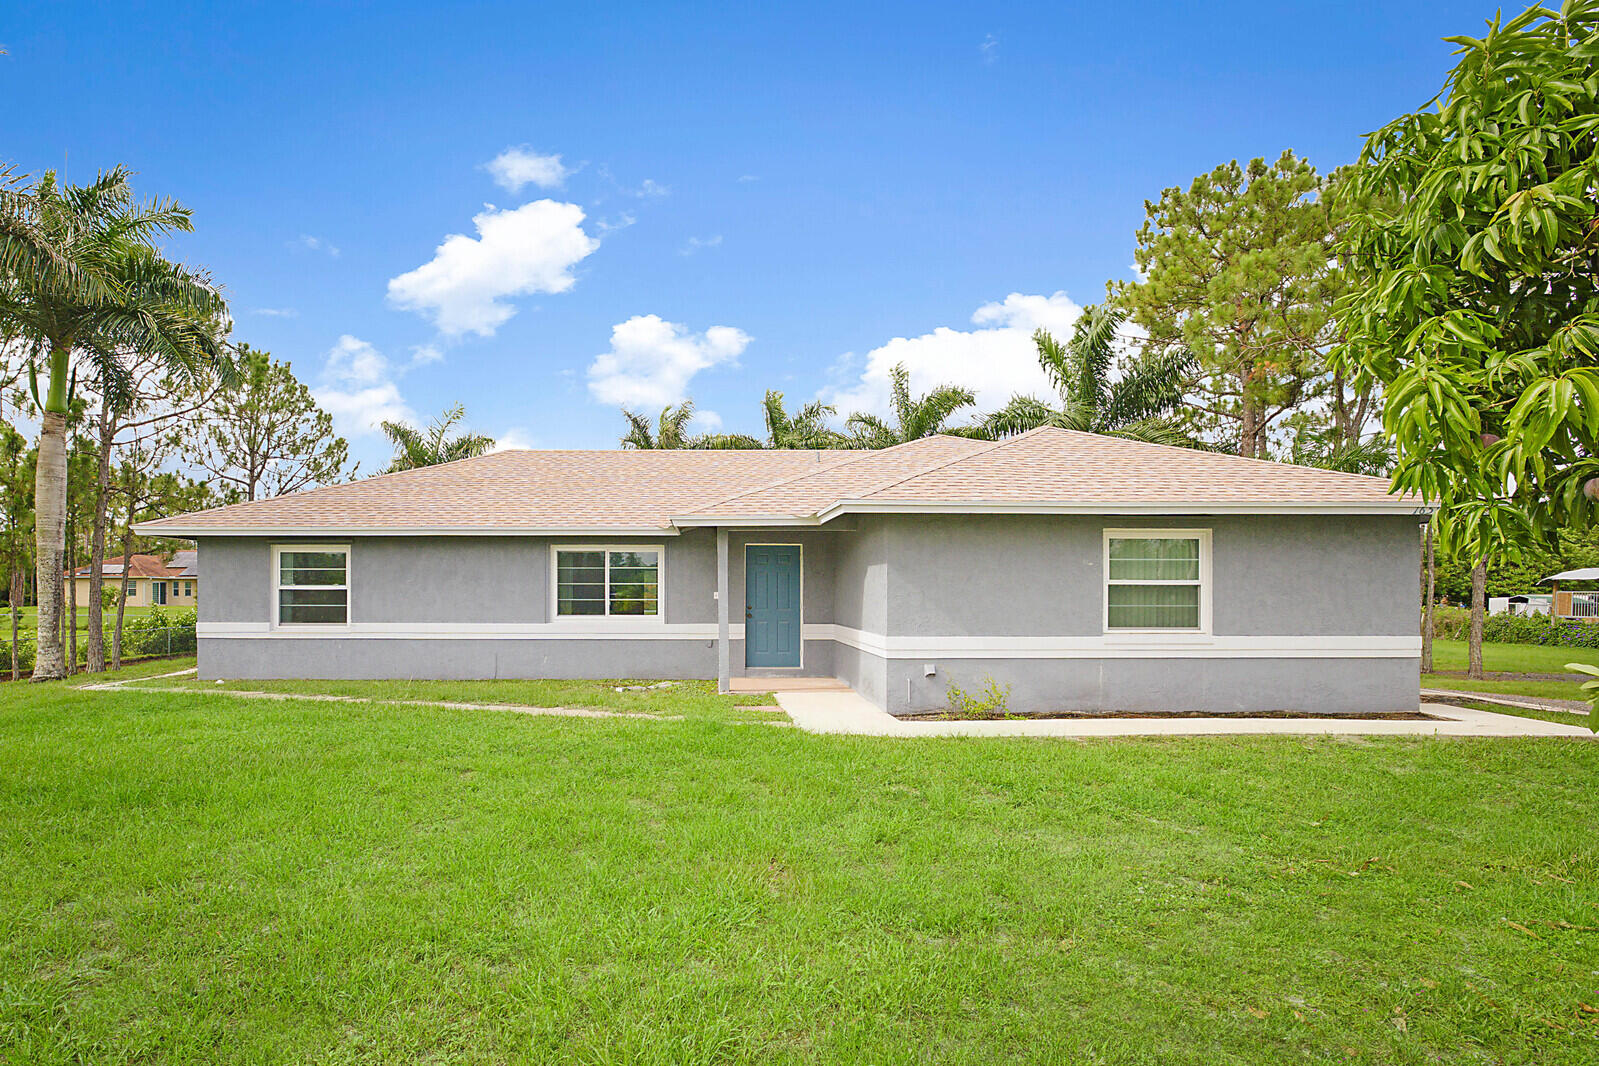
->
[776,691,1598,738]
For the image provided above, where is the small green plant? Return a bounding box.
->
[945,674,1013,718]
[1564,662,1599,733]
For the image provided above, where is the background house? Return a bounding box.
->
[68,550,198,608]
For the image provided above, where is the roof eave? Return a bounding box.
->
[130,523,683,538]
[814,499,1433,521]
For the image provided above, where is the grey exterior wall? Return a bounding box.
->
[196,513,1420,715]
[197,530,844,682]
[873,514,1419,714]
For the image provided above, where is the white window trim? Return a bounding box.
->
[1102,528,1213,638]
[743,541,805,670]
[272,543,352,629]
[549,544,666,623]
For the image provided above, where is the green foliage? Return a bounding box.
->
[121,606,196,657]
[760,390,850,448]
[1431,525,1599,601]
[845,363,976,447]
[946,674,1013,718]
[617,398,763,450]
[1113,152,1360,457]
[974,306,1197,446]
[1563,661,1599,731]
[1429,605,1599,648]
[381,404,494,471]
[192,343,351,499]
[1336,2,1599,561]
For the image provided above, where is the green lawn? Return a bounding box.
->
[1425,639,1599,701]
[8,603,160,636]
[1,662,1597,1062]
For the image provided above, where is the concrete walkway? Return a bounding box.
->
[1422,687,1588,714]
[776,690,1598,738]
[80,669,678,721]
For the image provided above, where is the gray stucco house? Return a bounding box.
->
[137,427,1425,715]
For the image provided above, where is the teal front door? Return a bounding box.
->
[745,545,801,668]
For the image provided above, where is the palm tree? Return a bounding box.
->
[761,390,851,449]
[844,364,976,448]
[0,167,231,680]
[618,400,763,450]
[381,404,495,472]
[973,305,1195,446]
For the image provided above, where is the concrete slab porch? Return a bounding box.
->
[729,677,852,693]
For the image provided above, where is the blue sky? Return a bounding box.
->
[5,2,1488,468]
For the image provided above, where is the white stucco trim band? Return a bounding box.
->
[826,626,1420,659]
[197,620,1419,658]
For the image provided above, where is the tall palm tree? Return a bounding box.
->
[974,305,1195,446]
[0,167,231,680]
[761,390,851,449]
[381,404,495,472]
[617,400,762,449]
[845,364,976,448]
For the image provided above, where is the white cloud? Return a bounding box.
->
[387,200,600,336]
[252,307,298,318]
[635,178,670,198]
[692,409,723,432]
[980,33,999,63]
[408,344,444,367]
[485,147,571,193]
[595,212,636,234]
[491,427,538,452]
[313,335,416,437]
[679,234,722,256]
[820,291,1085,419]
[587,314,751,408]
[737,174,760,183]
[290,234,340,257]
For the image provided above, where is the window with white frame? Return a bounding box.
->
[1104,530,1209,631]
[555,548,660,617]
[275,546,349,625]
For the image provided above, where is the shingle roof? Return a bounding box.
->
[135,428,1413,537]
[66,553,193,579]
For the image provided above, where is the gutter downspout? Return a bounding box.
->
[716,527,730,694]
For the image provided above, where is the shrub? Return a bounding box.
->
[122,607,198,657]
[946,675,1013,718]
[0,634,34,675]
[1429,606,1599,649]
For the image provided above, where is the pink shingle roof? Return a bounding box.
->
[136,428,1409,536]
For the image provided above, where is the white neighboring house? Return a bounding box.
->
[1488,594,1552,616]
[1539,567,1599,620]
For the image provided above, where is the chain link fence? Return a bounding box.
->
[1,610,198,676]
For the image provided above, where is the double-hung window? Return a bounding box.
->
[1104,530,1210,632]
[275,546,349,625]
[555,547,660,617]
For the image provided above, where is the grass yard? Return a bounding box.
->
[2,661,1597,1063]
[8,603,160,637]
[1425,639,1599,701]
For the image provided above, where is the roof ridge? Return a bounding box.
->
[681,436,979,514]
[845,431,1028,504]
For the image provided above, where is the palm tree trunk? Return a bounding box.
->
[1420,520,1435,674]
[1467,559,1487,680]
[30,402,68,680]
